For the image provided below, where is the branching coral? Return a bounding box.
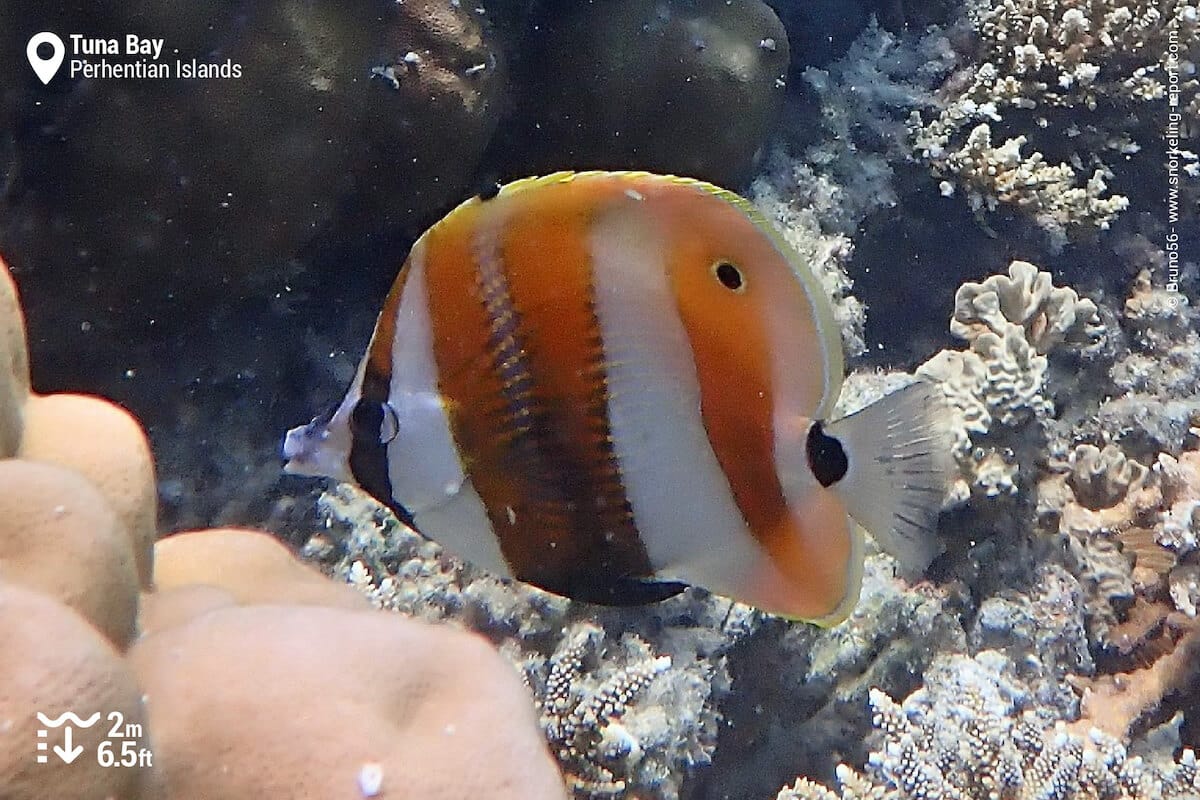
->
[313,482,754,799]
[514,623,687,798]
[775,651,1200,800]
[911,0,1200,246]
[925,120,1131,244]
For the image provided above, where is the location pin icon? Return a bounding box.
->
[27,32,65,85]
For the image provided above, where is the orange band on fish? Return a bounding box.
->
[283,171,953,624]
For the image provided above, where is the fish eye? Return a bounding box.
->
[713,261,745,293]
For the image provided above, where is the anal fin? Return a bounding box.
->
[571,576,689,606]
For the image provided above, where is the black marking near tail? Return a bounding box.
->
[822,380,952,573]
[806,421,849,487]
[477,181,501,201]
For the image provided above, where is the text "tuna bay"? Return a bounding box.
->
[71,34,164,60]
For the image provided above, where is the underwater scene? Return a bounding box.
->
[1,0,1198,798]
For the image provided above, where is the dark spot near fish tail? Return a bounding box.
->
[807,421,848,488]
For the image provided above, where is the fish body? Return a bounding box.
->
[284,171,951,625]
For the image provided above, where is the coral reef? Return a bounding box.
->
[918,259,1102,503]
[3,1,1198,796]
[777,651,1200,800]
[911,0,1200,246]
[311,483,753,800]
[278,238,1198,800]
[313,479,970,800]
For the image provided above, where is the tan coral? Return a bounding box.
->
[1071,614,1200,740]
[151,527,370,611]
[0,255,29,457]
[919,323,1049,504]
[1039,445,1158,603]
[19,393,157,587]
[1068,444,1151,511]
[138,584,237,639]
[0,460,140,650]
[951,260,1102,354]
[128,604,568,800]
[0,582,159,800]
[919,261,1106,506]
[1155,449,1200,553]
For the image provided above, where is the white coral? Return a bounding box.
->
[913,0,1199,240]
[775,651,1200,799]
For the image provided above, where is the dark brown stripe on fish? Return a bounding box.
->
[424,190,654,601]
[492,186,655,601]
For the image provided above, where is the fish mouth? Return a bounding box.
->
[281,418,327,475]
[281,406,352,482]
[280,419,316,470]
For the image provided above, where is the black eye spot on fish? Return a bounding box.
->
[713,261,745,292]
[806,421,848,488]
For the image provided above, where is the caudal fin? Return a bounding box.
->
[823,380,954,573]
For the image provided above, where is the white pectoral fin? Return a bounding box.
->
[823,380,954,574]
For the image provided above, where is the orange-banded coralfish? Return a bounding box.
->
[283,171,952,625]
